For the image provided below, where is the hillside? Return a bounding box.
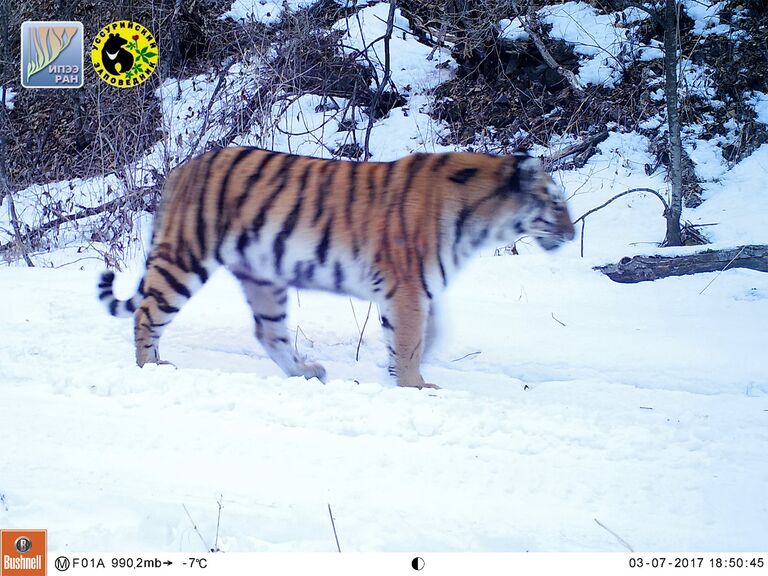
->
[2,0,768,261]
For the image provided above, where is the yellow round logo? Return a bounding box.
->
[91,21,157,87]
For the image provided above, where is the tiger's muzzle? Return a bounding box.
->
[535,204,576,251]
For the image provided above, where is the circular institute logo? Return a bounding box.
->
[91,20,157,87]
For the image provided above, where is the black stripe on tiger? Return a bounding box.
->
[316,214,333,265]
[313,161,335,225]
[293,261,315,286]
[333,261,345,292]
[346,162,358,226]
[233,272,273,286]
[431,153,451,172]
[98,271,115,289]
[452,206,472,265]
[384,281,399,299]
[380,161,396,202]
[273,193,304,274]
[251,154,302,240]
[98,273,115,301]
[237,150,279,210]
[214,147,259,261]
[274,288,288,306]
[236,231,249,256]
[145,289,180,315]
[399,155,429,267]
[400,154,428,232]
[418,257,433,300]
[451,187,512,264]
[195,148,226,255]
[505,155,527,194]
[257,312,287,323]
[154,265,192,299]
[437,254,448,287]
[137,306,172,329]
[448,167,478,185]
[188,252,209,285]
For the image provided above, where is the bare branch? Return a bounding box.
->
[0,189,155,256]
[540,130,609,170]
[595,245,768,283]
[574,188,670,257]
[518,11,584,94]
[5,193,35,267]
[363,0,398,160]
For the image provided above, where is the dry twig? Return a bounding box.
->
[518,10,584,94]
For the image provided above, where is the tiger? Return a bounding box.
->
[98,147,575,388]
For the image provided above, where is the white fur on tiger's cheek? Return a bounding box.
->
[546,180,567,203]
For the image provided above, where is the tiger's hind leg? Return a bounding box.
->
[134,257,212,367]
[134,258,208,366]
[234,274,327,382]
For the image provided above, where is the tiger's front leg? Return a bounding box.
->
[235,275,327,382]
[379,288,439,389]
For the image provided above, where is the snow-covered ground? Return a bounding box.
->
[2,248,767,552]
[2,0,767,555]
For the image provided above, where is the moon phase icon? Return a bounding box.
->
[411,557,425,571]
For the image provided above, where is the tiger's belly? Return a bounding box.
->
[225,235,380,301]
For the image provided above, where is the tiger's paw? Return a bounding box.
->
[398,380,440,390]
[145,359,178,369]
[300,362,327,383]
[137,358,178,369]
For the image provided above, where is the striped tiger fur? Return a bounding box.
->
[98,148,575,388]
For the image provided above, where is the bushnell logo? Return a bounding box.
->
[1,529,47,576]
[91,20,158,87]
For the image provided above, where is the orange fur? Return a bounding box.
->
[99,148,575,387]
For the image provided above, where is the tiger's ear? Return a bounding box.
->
[502,153,541,195]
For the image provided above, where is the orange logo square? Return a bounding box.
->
[1,530,46,576]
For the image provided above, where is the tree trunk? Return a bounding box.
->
[663,0,683,246]
[594,245,768,283]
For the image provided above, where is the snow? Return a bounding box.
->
[222,0,316,25]
[747,91,768,126]
[690,143,768,245]
[2,252,766,552]
[334,3,455,94]
[685,137,728,182]
[2,86,15,109]
[681,0,728,36]
[499,18,529,42]
[539,2,648,88]
[638,43,663,62]
[679,60,717,101]
[554,131,669,259]
[2,0,768,556]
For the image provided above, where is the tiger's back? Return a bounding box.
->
[99,147,575,388]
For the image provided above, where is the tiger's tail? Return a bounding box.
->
[98,270,141,318]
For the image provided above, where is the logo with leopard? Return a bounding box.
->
[91,20,157,87]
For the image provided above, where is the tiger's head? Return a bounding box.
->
[496,154,575,251]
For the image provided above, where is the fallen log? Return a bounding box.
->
[594,244,768,283]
